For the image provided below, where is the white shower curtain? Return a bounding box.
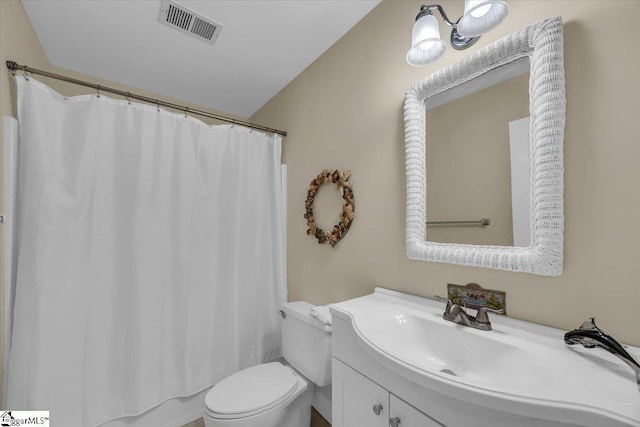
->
[6,76,286,426]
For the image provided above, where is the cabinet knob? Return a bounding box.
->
[389,416,401,427]
[372,404,383,415]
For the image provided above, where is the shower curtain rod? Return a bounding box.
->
[5,60,287,137]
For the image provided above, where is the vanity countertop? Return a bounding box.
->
[331,288,640,427]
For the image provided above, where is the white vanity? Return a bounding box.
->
[330,288,640,427]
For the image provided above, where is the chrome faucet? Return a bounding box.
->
[565,318,640,392]
[434,296,503,331]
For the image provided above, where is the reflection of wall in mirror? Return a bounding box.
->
[425,72,529,246]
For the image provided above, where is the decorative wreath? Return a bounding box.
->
[304,169,355,248]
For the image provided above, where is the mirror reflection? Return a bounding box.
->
[425,58,530,247]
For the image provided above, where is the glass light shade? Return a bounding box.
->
[457,0,509,38]
[406,14,446,67]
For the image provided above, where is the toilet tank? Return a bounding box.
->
[281,301,332,387]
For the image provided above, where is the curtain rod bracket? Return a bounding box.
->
[6,60,19,71]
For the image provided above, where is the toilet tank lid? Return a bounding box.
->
[281,301,332,332]
[205,362,299,416]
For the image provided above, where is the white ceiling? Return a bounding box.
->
[21,0,380,118]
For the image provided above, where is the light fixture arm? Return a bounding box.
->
[415,3,479,51]
[418,5,460,28]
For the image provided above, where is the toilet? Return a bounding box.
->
[203,301,332,427]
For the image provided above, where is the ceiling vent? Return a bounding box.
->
[158,0,223,45]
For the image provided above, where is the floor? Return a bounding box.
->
[182,408,331,427]
[182,418,204,427]
[311,407,332,427]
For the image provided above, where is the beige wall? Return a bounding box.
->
[1,0,639,406]
[0,0,244,404]
[426,72,529,246]
[251,0,640,347]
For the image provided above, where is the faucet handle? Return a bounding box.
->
[476,306,504,324]
[434,295,453,312]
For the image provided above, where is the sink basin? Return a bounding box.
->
[356,311,544,388]
[331,288,640,427]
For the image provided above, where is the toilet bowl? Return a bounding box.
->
[203,301,332,427]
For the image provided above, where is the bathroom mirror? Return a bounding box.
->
[404,17,565,275]
[425,64,530,247]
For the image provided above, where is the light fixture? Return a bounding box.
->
[406,0,509,67]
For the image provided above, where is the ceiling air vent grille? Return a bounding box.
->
[159,0,223,45]
[167,3,192,31]
[192,17,217,40]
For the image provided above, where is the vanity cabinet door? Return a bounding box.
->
[332,358,389,427]
[390,394,444,427]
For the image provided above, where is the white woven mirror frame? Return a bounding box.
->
[404,17,565,276]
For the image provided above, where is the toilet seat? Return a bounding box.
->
[204,362,303,420]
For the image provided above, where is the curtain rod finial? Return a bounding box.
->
[6,60,19,71]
